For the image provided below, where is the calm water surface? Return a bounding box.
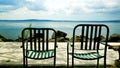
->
[0,21,120,40]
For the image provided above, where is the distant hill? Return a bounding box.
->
[0,19,53,22]
[0,19,120,22]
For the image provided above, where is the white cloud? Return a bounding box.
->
[0,7,57,20]
[25,0,45,11]
[43,0,120,14]
[0,0,119,20]
[102,0,120,12]
[103,0,118,7]
[0,5,15,11]
[26,0,36,2]
[0,0,119,13]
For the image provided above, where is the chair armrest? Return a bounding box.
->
[56,45,58,48]
[98,42,110,50]
[67,41,73,54]
[67,41,73,47]
[20,40,28,48]
[67,42,70,53]
[100,42,109,46]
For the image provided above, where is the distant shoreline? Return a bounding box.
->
[0,19,120,23]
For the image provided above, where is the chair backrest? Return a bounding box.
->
[22,28,57,51]
[73,24,109,50]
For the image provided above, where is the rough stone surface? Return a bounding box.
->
[51,30,69,42]
[109,34,120,42]
[0,42,118,67]
[52,30,67,39]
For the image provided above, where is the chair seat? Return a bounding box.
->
[69,52,104,60]
[26,49,54,59]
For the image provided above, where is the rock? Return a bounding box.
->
[115,59,120,67]
[0,39,3,42]
[109,34,120,42]
[49,37,69,42]
[16,37,22,42]
[49,39,55,42]
[70,35,82,42]
[57,37,65,42]
[18,30,69,42]
[6,60,11,62]
[17,33,44,42]
[51,30,67,39]
[51,30,68,42]
[70,35,105,42]
[57,37,69,42]
[33,33,43,38]
[96,35,105,42]
[57,30,67,38]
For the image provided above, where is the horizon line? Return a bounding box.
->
[0,19,120,22]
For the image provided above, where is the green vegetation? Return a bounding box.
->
[24,23,32,39]
[16,23,32,41]
[0,34,13,41]
[0,34,8,40]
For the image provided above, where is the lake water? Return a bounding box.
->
[0,21,120,40]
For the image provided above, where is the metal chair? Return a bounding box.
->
[22,28,57,68]
[67,24,109,68]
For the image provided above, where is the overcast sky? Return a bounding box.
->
[0,0,120,20]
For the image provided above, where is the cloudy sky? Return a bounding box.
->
[0,0,120,20]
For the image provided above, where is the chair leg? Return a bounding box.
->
[54,57,56,68]
[67,42,70,68]
[72,57,74,68]
[97,59,99,68]
[67,53,69,68]
[25,58,28,68]
[23,57,28,68]
[67,57,69,68]
[104,57,106,68]
[23,58,25,68]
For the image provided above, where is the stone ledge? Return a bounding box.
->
[0,42,118,68]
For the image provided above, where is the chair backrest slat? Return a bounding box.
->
[89,26,93,50]
[93,26,98,50]
[42,30,45,51]
[34,29,36,51]
[38,29,41,51]
[97,26,102,49]
[73,24,109,50]
[46,30,49,51]
[85,26,89,49]
[30,29,32,50]
[22,28,57,51]
[81,26,84,50]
